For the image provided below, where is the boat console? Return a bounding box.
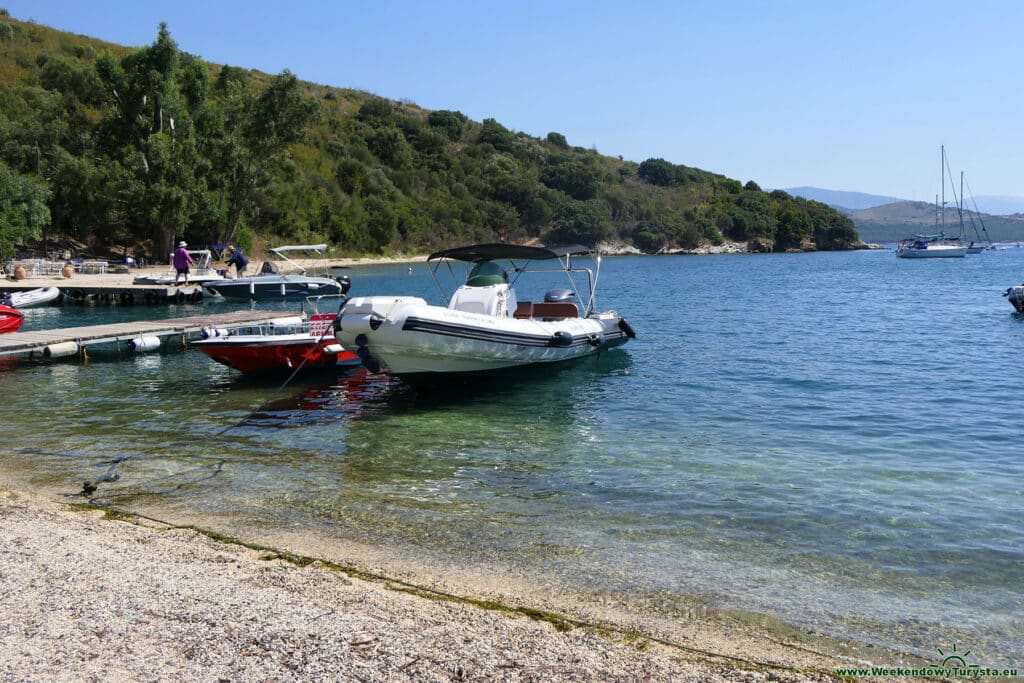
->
[448,283,518,316]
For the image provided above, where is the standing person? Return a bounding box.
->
[173,241,194,286]
[225,245,249,278]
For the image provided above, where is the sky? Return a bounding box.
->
[5,0,1024,202]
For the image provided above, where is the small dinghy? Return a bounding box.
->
[334,243,635,377]
[2,286,61,309]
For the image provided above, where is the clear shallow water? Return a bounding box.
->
[2,250,1022,664]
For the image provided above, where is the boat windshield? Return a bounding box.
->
[427,243,601,314]
[466,261,508,286]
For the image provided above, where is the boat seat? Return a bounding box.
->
[513,302,534,319]
[530,302,579,320]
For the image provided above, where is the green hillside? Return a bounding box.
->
[0,12,860,260]
[849,201,1024,243]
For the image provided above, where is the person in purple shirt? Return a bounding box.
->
[173,241,194,285]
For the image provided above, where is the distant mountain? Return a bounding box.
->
[781,187,904,211]
[848,200,1024,243]
[968,196,1024,216]
[783,186,1024,217]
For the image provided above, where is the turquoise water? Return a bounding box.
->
[2,249,1022,665]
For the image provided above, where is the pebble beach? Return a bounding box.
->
[0,483,864,682]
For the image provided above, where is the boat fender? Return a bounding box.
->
[189,289,202,303]
[549,331,573,347]
[269,316,304,328]
[618,318,637,339]
[369,315,383,331]
[175,290,185,304]
[119,291,134,306]
[586,333,603,347]
[128,336,161,352]
[336,275,352,294]
[322,343,345,354]
[201,327,230,339]
[43,341,79,358]
[143,290,157,305]
[337,313,375,334]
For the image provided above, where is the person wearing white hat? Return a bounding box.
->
[173,241,194,286]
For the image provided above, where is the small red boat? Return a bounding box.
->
[192,312,358,373]
[0,304,24,334]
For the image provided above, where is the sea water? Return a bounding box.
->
[1,248,1022,665]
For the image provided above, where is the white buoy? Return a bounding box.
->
[42,341,79,358]
[128,336,161,352]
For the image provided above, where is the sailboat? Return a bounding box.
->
[958,172,993,253]
[895,146,967,259]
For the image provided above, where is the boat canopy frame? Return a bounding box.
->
[266,244,330,275]
[426,243,602,315]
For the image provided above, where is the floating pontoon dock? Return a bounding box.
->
[0,311,295,359]
[0,281,205,306]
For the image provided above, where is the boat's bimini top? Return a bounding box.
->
[268,244,329,256]
[427,243,592,263]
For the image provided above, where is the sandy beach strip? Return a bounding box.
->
[0,483,868,682]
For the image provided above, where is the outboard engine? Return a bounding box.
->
[335,275,352,294]
[544,288,575,303]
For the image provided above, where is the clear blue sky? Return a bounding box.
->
[6,0,1023,201]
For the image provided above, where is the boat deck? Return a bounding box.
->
[0,310,295,357]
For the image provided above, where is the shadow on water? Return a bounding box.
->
[248,349,634,424]
[218,350,637,554]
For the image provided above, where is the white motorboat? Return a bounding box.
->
[1,286,61,308]
[334,243,635,377]
[133,249,226,285]
[203,244,350,300]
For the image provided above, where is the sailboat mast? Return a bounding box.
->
[940,145,945,230]
[960,171,965,237]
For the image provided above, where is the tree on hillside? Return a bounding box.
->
[0,160,51,259]
[93,23,208,257]
[638,158,676,186]
[212,69,319,244]
[427,109,466,141]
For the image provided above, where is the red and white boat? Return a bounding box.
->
[192,311,358,373]
[0,304,24,334]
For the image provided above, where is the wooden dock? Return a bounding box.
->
[0,311,297,358]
